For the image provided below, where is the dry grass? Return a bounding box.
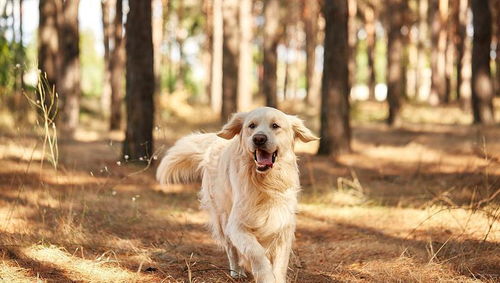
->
[0,100,499,282]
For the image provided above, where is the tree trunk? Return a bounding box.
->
[263,0,280,108]
[18,0,24,91]
[152,0,163,97]
[123,0,155,160]
[347,0,357,91]
[429,0,448,105]
[237,0,252,111]
[221,0,239,121]
[471,0,495,124]
[364,4,376,100]
[303,0,320,105]
[38,0,59,118]
[211,0,223,114]
[416,0,428,100]
[445,0,459,102]
[109,0,124,130]
[101,0,112,115]
[317,0,351,157]
[57,0,81,138]
[495,0,500,97]
[386,0,405,126]
[455,0,467,102]
[202,0,212,104]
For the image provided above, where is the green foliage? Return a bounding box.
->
[355,36,387,85]
[80,29,104,98]
[0,35,15,92]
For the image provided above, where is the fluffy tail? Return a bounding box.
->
[156,133,217,184]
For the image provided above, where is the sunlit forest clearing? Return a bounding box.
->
[0,101,499,282]
[1,0,500,281]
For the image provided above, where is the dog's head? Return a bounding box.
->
[217,107,318,173]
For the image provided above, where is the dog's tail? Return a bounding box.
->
[156,133,217,185]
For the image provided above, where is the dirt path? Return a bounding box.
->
[0,122,499,282]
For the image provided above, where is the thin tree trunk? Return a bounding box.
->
[221,0,239,121]
[455,0,466,102]
[495,0,500,96]
[18,0,24,91]
[101,0,112,115]
[365,5,376,100]
[347,0,357,92]
[386,0,405,126]
[429,0,448,105]
[211,0,223,114]
[237,0,252,111]
[176,0,186,89]
[152,0,163,96]
[57,0,81,138]
[416,0,428,100]
[445,0,459,102]
[109,0,124,130]
[123,0,155,160]
[202,0,212,104]
[303,0,320,105]
[263,0,280,108]
[317,0,351,157]
[38,0,59,118]
[471,0,494,124]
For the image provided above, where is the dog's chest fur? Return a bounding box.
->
[239,168,299,239]
[247,191,297,239]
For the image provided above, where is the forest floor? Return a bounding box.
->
[0,101,499,282]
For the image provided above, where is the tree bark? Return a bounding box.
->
[123,0,155,160]
[101,0,112,115]
[221,0,239,121]
[495,0,500,97]
[211,0,223,114]
[303,0,320,105]
[363,4,376,100]
[471,0,495,124]
[38,0,59,118]
[347,0,357,91]
[317,0,351,157]
[386,0,405,126]
[429,0,448,105]
[455,0,467,102]
[152,0,163,97]
[109,0,124,130]
[202,0,212,104]
[262,0,280,108]
[57,0,81,138]
[416,0,428,100]
[237,0,253,111]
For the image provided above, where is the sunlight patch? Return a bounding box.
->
[0,261,35,282]
[23,245,140,282]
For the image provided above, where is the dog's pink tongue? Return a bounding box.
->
[256,150,273,166]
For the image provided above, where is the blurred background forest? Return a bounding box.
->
[0,0,499,282]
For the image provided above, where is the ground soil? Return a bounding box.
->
[0,102,499,282]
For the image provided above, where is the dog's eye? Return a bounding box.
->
[272,123,280,129]
[248,123,256,129]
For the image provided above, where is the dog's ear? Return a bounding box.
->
[217,112,248,139]
[288,115,319,143]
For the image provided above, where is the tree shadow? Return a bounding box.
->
[297,211,500,281]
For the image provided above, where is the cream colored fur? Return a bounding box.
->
[156,107,318,283]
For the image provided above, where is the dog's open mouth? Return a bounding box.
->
[253,149,277,172]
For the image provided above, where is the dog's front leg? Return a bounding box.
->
[272,228,294,283]
[226,221,275,283]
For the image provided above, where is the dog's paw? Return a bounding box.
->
[230,269,247,278]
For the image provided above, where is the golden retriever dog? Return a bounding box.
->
[156,107,318,282]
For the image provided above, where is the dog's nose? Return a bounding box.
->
[253,134,267,146]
